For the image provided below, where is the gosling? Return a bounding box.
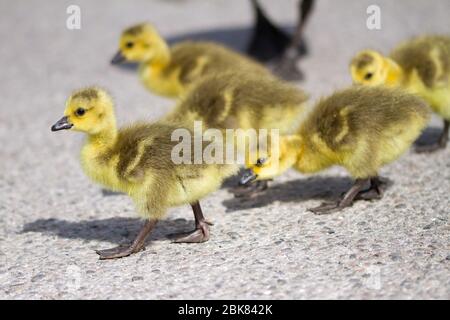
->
[51,87,238,259]
[350,35,450,152]
[163,71,309,194]
[111,22,272,98]
[240,86,430,214]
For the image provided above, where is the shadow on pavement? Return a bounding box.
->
[101,189,124,196]
[414,125,444,147]
[166,26,255,52]
[223,175,352,212]
[223,175,393,213]
[21,216,195,245]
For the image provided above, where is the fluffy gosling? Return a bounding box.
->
[51,87,238,259]
[350,35,450,152]
[111,22,272,97]
[240,86,430,214]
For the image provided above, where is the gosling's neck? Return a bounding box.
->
[277,136,303,174]
[87,129,118,149]
[84,121,118,156]
[383,57,405,87]
[290,135,330,173]
[80,122,120,191]
[143,39,171,71]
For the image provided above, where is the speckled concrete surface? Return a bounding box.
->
[0,0,449,299]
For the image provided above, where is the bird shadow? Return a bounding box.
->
[222,175,393,213]
[21,216,196,245]
[112,25,296,72]
[166,26,255,52]
[101,189,124,196]
[414,126,442,147]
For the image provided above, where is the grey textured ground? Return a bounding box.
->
[0,0,449,299]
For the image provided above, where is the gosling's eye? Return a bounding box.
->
[364,72,373,80]
[126,42,134,49]
[75,108,86,116]
[256,158,267,167]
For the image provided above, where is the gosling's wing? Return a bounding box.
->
[391,36,450,87]
[115,124,176,183]
[305,87,430,151]
[171,73,234,129]
[233,75,309,114]
[166,42,228,86]
[168,42,270,86]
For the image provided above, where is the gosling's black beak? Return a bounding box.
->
[111,50,126,64]
[51,116,73,131]
[239,169,258,186]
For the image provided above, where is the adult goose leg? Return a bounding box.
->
[247,0,291,62]
[273,0,315,81]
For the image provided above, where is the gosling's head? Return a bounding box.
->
[111,22,167,64]
[239,136,301,185]
[51,87,116,135]
[350,50,388,86]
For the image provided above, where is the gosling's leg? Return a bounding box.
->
[232,180,269,198]
[96,219,158,260]
[440,120,449,147]
[173,201,212,243]
[416,119,449,153]
[273,0,315,81]
[309,178,369,215]
[354,176,385,201]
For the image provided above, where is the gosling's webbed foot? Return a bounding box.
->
[96,243,144,260]
[172,220,212,243]
[309,178,372,215]
[308,201,347,215]
[96,219,157,260]
[354,188,383,201]
[233,180,269,198]
[172,201,212,243]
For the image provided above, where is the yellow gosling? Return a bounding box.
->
[51,87,238,260]
[111,22,273,97]
[350,35,450,152]
[164,72,308,133]
[240,86,430,214]
[162,71,309,194]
